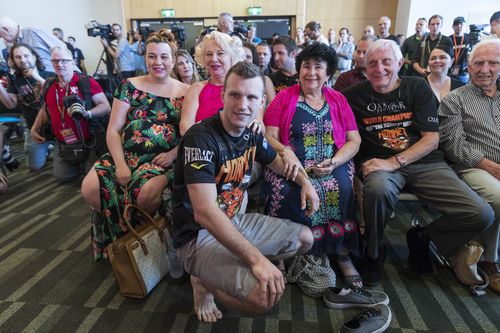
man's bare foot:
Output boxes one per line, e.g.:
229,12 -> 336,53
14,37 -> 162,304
191,275 -> 223,323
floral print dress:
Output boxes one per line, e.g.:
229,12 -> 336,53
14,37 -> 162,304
263,101 -> 359,257
91,80 -> 183,260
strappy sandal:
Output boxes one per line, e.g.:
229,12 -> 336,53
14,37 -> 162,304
337,254 -> 363,287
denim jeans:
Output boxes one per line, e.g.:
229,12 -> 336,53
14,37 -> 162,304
24,128 -> 52,171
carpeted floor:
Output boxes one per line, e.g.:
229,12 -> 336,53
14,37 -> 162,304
0,141 -> 498,332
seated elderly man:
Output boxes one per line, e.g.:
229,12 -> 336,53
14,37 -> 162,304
172,62 -> 318,322
439,39 -> 500,293
342,39 -> 494,287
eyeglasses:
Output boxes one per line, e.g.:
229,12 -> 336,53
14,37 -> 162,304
50,59 -> 73,65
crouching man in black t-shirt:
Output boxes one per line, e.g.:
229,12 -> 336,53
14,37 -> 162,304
172,62 -> 318,322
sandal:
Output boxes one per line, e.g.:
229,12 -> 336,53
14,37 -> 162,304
337,254 -> 363,288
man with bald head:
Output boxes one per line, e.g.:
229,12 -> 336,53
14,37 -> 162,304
0,16 -> 65,72
438,39 -> 500,293
377,16 -> 398,43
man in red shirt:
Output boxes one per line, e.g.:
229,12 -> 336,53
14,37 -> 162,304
31,46 -> 110,182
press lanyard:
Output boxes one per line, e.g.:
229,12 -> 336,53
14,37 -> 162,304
55,83 -> 70,126
452,34 -> 464,65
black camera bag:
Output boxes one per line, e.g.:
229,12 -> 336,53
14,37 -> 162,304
59,141 -> 89,165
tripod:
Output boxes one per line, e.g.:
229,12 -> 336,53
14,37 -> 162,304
93,45 -> 119,97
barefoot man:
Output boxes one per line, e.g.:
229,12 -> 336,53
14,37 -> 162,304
172,62 -> 318,322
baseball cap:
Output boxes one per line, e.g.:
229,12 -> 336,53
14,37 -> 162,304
490,11 -> 500,23
453,16 -> 466,25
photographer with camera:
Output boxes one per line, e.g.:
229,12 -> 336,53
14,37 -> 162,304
30,47 -> 110,182
100,23 -> 136,80
217,12 -> 247,41
0,43 -> 52,171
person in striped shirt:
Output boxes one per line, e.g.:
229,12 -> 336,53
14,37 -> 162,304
439,38 -> 500,294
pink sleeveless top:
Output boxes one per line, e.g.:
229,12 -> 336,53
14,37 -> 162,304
195,82 -> 224,122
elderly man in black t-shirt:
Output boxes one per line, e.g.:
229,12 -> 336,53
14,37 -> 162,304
172,62 -> 318,323
343,39 -> 494,287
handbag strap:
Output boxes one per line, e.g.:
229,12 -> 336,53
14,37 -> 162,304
122,204 -> 166,254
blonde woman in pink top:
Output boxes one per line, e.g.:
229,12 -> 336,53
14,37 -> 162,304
179,31 -> 246,135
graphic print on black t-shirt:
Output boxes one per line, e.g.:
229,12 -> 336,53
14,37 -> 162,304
183,142 -> 255,218
179,114 -> 276,218
269,71 -> 299,95
214,145 -> 256,217
343,77 -> 441,163
362,100 -> 413,151
7,71 -> 50,128
172,113 -> 277,247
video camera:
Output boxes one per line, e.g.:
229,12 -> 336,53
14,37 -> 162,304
170,23 -> 186,46
200,25 -> 217,38
86,20 -> 115,42
469,24 -> 489,45
233,23 -> 248,36
138,26 -> 155,39
231,22 -> 248,41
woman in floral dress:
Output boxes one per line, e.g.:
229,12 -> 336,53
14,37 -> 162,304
263,43 -> 362,287
81,30 -> 190,260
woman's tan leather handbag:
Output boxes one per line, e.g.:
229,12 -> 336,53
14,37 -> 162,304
108,204 -> 169,298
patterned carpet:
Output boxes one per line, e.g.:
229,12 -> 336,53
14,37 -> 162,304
0,141 -> 498,332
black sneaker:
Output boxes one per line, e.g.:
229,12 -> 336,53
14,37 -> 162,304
341,304 -> 392,333
323,286 -> 389,309
407,225 -> 433,273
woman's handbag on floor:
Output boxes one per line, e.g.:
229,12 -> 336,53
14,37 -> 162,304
286,253 -> 336,298
108,204 -> 170,299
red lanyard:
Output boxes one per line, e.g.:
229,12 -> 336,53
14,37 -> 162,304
55,83 -> 70,125
452,34 -> 464,65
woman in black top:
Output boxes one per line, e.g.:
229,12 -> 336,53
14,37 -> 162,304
426,45 -> 465,106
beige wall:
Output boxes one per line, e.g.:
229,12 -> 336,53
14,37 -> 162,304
397,0 -> 497,37
123,0 -> 398,43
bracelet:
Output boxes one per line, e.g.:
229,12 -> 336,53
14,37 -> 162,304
330,158 -> 337,167
87,111 -> 92,119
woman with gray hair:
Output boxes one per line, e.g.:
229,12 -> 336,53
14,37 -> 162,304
179,31 -> 245,135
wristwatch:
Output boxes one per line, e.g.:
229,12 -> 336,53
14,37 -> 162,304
395,153 -> 407,167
